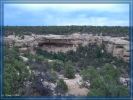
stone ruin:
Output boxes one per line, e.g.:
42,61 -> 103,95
4,33 -> 130,62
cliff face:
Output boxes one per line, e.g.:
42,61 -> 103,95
4,33 -> 129,62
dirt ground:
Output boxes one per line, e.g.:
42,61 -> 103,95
59,74 -> 89,96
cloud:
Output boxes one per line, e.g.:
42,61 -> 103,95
4,4 -> 129,26
6,4 -> 128,13
44,16 -> 129,26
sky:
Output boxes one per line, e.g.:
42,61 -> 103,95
4,4 -> 129,26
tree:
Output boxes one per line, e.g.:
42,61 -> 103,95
64,61 -> 75,79
4,46 -> 30,95
51,60 -> 64,72
5,26 -> 128,37
35,55 -> 44,62
55,79 -> 68,95
45,70 -> 58,83
86,64 -> 129,96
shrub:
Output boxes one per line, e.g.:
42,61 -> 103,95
51,61 -> 64,72
55,79 -> 68,95
64,61 -> 75,79
86,64 -> 129,96
45,70 -> 58,83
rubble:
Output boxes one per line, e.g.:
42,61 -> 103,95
120,77 -> 130,86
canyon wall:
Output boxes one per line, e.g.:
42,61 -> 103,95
4,33 -> 130,62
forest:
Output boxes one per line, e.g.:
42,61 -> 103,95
4,26 -> 129,37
